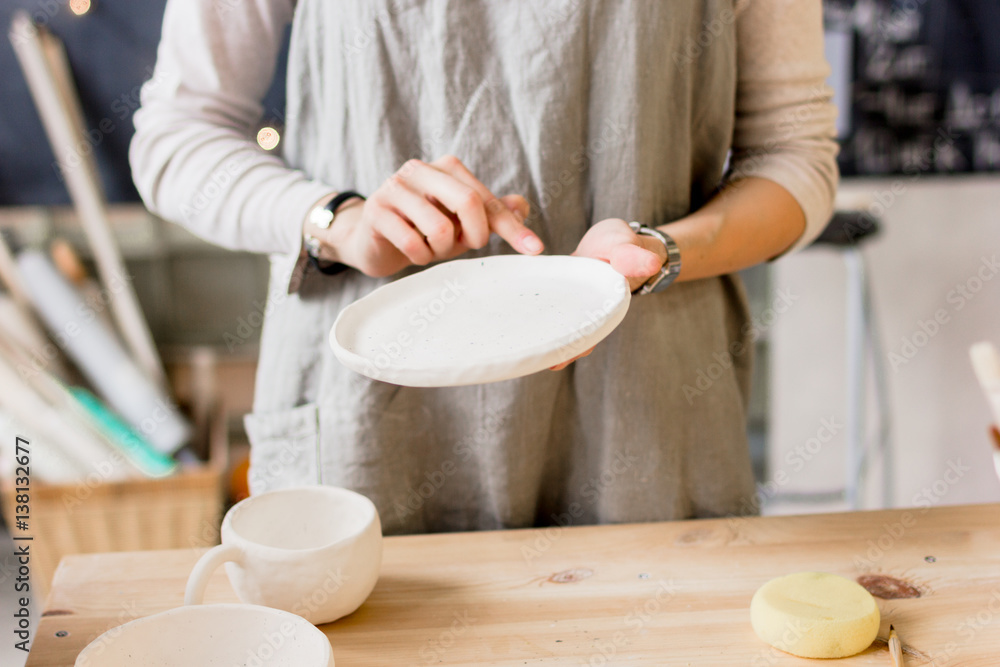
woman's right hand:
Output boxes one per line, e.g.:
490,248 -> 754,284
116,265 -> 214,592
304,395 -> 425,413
307,155 -> 543,278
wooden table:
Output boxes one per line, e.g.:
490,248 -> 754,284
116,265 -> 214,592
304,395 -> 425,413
27,504 -> 1000,666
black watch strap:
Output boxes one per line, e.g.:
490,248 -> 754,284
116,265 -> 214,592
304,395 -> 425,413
306,191 -> 366,275
307,253 -> 351,275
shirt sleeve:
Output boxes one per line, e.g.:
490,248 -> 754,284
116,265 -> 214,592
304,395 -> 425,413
728,0 -> 840,254
129,0 -> 335,258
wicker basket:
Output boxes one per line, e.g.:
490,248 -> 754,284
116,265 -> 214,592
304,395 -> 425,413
0,404 -> 227,598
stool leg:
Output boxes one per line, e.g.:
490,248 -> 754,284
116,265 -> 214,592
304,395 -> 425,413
845,248 -> 867,510
862,256 -> 894,508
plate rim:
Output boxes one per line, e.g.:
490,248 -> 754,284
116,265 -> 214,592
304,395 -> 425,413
330,254 -> 631,386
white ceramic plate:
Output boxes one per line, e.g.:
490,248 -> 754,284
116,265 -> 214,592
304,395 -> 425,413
330,254 -> 630,387
74,603 -> 334,666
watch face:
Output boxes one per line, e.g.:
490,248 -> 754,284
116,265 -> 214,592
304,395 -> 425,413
310,208 -> 335,229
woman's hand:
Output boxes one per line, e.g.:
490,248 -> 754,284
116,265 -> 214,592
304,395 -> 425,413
572,218 -> 668,291
306,155 -> 542,278
550,218 -> 667,370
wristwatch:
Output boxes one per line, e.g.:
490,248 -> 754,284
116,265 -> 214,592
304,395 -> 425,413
628,221 -> 681,295
303,191 -> 365,275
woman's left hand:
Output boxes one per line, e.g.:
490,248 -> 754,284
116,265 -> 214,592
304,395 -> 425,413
549,218 -> 668,370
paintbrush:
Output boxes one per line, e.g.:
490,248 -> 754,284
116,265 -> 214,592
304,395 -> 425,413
888,624 -> 903,666
993,426 -> 1000,483
969,342 -> 1000,483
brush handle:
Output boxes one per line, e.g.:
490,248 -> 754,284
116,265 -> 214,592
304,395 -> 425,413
969,342 -> 1000,426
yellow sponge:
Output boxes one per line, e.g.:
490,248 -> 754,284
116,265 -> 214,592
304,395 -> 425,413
750,572 -> 880,658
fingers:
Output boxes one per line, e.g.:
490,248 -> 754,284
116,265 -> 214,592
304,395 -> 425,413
432,156 -> 543,255
549,346 -> 595,371
407,158 -> 491,249
367,199 -> 435,266
372,156 -> 540,269
485,197 -> 544,255
384,178 -> 459,257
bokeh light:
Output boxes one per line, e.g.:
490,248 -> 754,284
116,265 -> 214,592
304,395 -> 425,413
69,0 -> 92,16
256,127 -> 280,151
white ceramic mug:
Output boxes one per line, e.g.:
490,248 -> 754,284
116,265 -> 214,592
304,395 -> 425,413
185,485 -> 382,625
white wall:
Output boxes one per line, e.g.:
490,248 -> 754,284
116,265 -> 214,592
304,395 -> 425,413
767,175 -> 1000,514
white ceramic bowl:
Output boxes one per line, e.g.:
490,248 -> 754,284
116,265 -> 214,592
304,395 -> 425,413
74,603 -> 334,666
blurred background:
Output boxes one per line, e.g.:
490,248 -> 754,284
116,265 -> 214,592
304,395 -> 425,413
1,1 -> 999,663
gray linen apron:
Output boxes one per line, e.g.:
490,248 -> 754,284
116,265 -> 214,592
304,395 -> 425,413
245,0 -> 756,535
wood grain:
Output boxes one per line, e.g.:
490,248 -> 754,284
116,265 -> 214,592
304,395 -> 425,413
27,504 -> 1000,666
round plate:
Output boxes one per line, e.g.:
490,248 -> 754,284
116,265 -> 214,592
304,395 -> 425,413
330,255 -> 631,387
74,603 -> 334,666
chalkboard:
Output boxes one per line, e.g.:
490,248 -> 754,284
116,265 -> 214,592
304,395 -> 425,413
5,1 -> 998,205
0,0 -> 289,206
826,0 -> 1000,176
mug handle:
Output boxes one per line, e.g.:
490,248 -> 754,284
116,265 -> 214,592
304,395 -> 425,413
184,544 -> 243,605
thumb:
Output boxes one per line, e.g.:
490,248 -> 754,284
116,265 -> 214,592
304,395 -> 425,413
610,242 -> 663,282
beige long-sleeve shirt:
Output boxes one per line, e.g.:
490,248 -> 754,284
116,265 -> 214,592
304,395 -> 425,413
134,0 -> 840,531
130,0 -> 838,266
